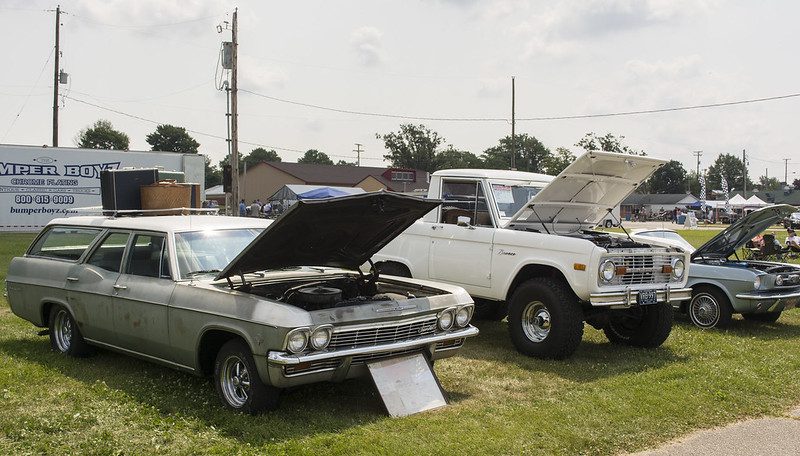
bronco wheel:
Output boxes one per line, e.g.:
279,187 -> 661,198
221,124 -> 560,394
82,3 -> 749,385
214,339 -> 281,414
742,311 -> 781,323
507,278 -> 584,359
603,302 -> 673,348
48,305 -> 92,357
688,286 -> 733,329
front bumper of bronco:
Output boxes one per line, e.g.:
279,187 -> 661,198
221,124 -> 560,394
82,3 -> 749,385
589,286 -> 692,308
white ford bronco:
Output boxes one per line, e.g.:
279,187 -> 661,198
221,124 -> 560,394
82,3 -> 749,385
374,151 -> 692,359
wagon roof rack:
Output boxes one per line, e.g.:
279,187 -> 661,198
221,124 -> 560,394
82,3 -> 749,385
72,206 -> 219,218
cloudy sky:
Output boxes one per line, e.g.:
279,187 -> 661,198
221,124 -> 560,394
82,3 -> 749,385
1,0 -> 798,185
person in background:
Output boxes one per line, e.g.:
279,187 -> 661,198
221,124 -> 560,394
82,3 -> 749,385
250,199 -> 262,217
238,199 -> 246,217
786,229 -> 800,253
263,201 -> 272,217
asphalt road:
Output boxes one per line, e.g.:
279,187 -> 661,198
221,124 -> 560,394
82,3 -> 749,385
629,406 -> 800,455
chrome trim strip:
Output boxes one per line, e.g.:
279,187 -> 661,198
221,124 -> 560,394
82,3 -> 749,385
735,290 -> 800,300
267,326 -> 479,366
83,338 -> 195,372
589,288 -> 692,307
330,313 -> 437,333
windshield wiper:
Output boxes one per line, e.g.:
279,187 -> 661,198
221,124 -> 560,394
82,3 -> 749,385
185,269 -> 221,277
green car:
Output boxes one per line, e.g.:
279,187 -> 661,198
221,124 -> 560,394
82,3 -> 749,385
6,193 -> 478,413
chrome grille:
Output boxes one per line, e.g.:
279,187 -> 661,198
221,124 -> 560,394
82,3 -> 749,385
284,359 -> 341,376
328,316 -> 438,351
607,253 -> 675,286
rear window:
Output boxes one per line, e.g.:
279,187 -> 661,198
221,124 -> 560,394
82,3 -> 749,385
29,226 -> 103,261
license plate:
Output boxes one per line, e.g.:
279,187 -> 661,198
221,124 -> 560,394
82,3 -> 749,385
367,353 -> 447,417
637,289 -> 658,305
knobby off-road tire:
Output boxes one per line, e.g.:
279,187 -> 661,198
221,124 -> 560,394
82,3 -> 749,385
473,298 -> 508,321
214,339 -> 281,414
507,278 -> 584,359
743,311 -> 782,323
603,302 -> 673,348
688,286 -> 733,329
48,305 -> 93,357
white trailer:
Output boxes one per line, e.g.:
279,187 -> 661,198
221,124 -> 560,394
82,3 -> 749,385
0,144 -> 205,231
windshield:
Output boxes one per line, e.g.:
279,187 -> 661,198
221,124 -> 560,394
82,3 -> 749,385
490,182 -> 544,219
637,231 -> 696,253
174,228 -> 264,279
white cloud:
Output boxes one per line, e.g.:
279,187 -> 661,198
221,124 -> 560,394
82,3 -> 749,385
350,26 -> 386,67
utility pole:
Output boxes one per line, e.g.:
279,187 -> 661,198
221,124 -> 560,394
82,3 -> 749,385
510,76 -> 516,170
52,5 -> 61,147
353,143 -> 363,167
230,8 -> 240,212
692,150 -> 702,176
742,149 -> 747,198
784,158 -> 790,185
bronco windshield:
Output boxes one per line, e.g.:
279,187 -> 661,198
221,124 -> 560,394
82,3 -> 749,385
489,182 -> 544,219
174,228 -> 264,280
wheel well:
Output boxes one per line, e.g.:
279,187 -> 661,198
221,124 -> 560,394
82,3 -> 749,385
41,302 -> 56,327
197,330 -> 247,377
506,264 -> 572,302
375,261 -> 412,277
686,283 -> 730,313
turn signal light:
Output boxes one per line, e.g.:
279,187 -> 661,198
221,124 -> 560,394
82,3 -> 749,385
574,263 -> 586,271
662,265 -> 673,274
615,266 -> 627,275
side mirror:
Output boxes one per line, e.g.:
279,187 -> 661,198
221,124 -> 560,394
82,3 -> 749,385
456,216 -> 472,227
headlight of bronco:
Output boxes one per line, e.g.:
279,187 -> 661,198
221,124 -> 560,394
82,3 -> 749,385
599,260 -> 616,283
671,258 -> 685,280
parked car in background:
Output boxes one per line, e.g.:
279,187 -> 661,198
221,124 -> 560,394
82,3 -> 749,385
6,193 -> 478,413
630,205 -> 800,328
783,211 -> 800,229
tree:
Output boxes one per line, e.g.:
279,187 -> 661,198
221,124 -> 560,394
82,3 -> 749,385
145,124 -> 199,153
203,155 -> 222,188
297,149 -> 333,165
377,124 -> 444,173
647,160 -> 688,194
480,134 -> 551,172
575,132 -> 645,156
793,178 -> 800,190
757,175 -> 782,191
76,119 -> 129,150
242,147 -> 281,170
542,147 -> 575,175
706,153 -> 753,194
435,145 -> 482,169
335,160 -> 356,166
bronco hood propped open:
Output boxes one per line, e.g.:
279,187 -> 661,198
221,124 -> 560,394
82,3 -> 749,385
691,204 -> 796,260
509,151 -> 665,230
216,192 -> 440,280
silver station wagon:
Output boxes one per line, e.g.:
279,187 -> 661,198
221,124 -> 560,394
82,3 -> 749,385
6,192 -> 478,413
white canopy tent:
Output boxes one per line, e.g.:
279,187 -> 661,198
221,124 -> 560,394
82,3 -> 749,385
728,194 -> 748,208
745,195 -> 768,207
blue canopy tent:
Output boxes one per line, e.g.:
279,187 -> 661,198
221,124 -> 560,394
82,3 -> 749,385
297,186 -> 354,200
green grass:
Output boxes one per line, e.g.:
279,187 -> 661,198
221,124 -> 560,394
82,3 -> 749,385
1,231 -> 800,455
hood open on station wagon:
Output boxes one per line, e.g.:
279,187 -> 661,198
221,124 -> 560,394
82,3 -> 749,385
692,204 -> 795,260
216,192 -> 440,280
509,151 -> 665,229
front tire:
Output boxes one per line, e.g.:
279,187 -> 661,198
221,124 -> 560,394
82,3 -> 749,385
507,278 -> 584,359
48,305 -> 93,357
603,302 -> 673,348
743,311 -> 781,323
688,286 -> 733,329
214,339 -> 281,414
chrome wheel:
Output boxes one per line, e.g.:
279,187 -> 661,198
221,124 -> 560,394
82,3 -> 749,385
52,309 -> 73,352
521,301 -> 551,342
220,355 -> 251,408
690,292 -> 719,328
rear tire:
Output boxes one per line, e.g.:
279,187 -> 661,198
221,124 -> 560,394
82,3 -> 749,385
603,302 -> 673,348
688,286 -> 733,329
507,278 -> 584,359
214,339 -> 281,414
742,311 -> 781,323
48,305 -> 93,357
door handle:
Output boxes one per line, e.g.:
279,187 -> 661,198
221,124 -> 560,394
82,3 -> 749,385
66,277 -> 79,282
113,284 -> 128,290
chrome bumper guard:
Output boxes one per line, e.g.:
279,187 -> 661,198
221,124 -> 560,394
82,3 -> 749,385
267,326 -> 479,366
736,290 -> 800,301
589,287 -> 692,307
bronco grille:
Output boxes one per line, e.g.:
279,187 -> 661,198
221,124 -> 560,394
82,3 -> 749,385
605,253 -> 676,286
328,316 -> 438,351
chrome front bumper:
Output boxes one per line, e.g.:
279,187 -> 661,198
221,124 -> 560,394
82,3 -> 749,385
589,287 -> 692,308
736,290 -> 800,301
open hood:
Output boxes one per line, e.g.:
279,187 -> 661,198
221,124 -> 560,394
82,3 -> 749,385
509,151 -> 665,229
691,204 -> 795,260
216,192 -> 440,280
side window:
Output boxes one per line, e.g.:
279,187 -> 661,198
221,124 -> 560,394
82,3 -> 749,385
86,232 -> 130,273
126,234 -> 170,279
439,180 -> 493,227
28,227 -> 102,261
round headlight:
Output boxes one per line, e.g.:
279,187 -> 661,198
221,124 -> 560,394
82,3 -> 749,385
310,326 -> 332,350
455,306 -> 472,328
599,260 -> 616,283
438,309 -> 455,331
776,275 -> 784,286
754,276 -> 762,290
286,329 -> 309,353
671,258 -> 686,280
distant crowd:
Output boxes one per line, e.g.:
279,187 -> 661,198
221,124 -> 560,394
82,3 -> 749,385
238,199 -> 284,218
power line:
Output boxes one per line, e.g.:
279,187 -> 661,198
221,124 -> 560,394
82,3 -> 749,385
2,47 -> 55,143
239,87 -> 800,122
67,13 -> 223,29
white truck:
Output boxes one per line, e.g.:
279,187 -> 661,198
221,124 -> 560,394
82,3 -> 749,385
373,151 -> 692,359
0,144 -> 205,231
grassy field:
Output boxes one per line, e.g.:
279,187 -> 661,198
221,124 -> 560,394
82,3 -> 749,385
1,230 -> 800,455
